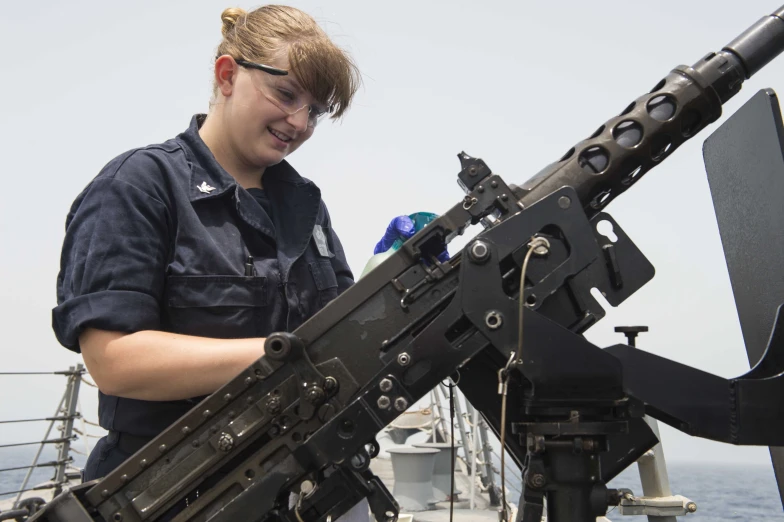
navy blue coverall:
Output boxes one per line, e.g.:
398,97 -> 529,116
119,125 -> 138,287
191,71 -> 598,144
53,115 -> 354,481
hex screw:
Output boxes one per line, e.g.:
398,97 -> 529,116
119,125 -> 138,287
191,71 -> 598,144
218,432 -> 234,452
266,397 -> 282,415
379,378 -> 393,392
394,397 -> 409,411
377,396 -> 391,410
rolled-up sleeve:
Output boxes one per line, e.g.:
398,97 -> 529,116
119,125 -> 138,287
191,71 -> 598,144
53,159 -> 171,352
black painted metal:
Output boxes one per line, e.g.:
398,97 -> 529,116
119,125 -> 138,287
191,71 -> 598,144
703,88 -> 784,507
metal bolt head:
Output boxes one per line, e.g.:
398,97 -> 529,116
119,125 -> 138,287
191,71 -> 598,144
202,409 -> 211,418
485,311 -> 503,330
306,387 -> 325,405
491,180 -> 499,188
397,353 -> 411,366
139,459 -> 148,469
101,489 -> 109,498
266,397 -> 282,415
244,377 -> 254,387
529,473 -> 546,488
300,480 -> 315,496
324,376 -> 337,391
158,444 -> 167,453
181,426 -> 191,435
469,241 -> 490,264
218,432 -> 234,452
468,166 -> 477,176
558,195 -> 572,209
687,502 -> 697,513
317,403 -> 337,423
379,378 -> 393,392
223,393 -> 233,402
394,397 -> 409,411
377,396 -> 391,410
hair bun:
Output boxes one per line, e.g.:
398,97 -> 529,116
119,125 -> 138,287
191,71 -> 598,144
221,7 -> 247,36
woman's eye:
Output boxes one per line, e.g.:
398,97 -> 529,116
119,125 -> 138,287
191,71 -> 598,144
277,89 -> 295,101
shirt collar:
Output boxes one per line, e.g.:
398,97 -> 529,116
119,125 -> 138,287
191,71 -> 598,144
177,114 -> 311,203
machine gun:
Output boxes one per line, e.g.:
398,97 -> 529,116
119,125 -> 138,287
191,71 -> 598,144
31,5 -> 784,522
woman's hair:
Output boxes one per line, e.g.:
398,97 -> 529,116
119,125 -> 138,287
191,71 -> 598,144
215,5 -> 360,119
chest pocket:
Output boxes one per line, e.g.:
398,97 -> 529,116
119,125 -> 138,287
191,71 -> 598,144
164,275 -> 268,338
309,260 -> 338,308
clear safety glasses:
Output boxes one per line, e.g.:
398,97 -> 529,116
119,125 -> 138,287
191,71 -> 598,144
236,59 -> 333,128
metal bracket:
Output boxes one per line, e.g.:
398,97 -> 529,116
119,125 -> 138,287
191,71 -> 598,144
265,332 -> 335,421
618,494 -> 698,517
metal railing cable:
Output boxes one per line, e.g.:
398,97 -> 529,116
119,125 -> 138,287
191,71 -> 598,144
0,416 -> 72,425
0,459 -> 71,475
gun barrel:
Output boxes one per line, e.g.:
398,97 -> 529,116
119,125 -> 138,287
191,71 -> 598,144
517,5 -> 784,218
723,7 -> 784,79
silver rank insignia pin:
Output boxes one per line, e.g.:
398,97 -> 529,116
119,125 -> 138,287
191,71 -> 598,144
197,181 -> 216,194
313,225 -> 333,257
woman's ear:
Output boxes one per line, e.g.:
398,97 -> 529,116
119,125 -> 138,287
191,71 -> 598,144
214,55 -> 238,98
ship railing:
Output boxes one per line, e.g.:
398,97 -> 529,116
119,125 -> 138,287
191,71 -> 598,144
0,364 -> 105,520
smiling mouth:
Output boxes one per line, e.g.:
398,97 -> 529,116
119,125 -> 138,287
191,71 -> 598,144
268,127 -> 292,143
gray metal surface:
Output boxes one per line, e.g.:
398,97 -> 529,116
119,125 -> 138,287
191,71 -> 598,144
413,443 -> 461,500
703,88 -> 784,507
387,448 -> 440,512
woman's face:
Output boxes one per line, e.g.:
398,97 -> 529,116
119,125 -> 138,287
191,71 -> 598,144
218,54 -> 320,169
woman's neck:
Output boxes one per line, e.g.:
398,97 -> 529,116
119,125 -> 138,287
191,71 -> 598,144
198,112 -> 264,189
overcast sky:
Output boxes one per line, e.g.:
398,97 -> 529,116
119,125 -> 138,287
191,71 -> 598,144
2,0 -> 783,497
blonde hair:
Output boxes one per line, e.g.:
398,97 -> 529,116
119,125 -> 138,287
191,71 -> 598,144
216,5 -> 360,119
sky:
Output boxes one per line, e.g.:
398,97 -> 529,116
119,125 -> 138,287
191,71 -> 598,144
1,0 -> 783,495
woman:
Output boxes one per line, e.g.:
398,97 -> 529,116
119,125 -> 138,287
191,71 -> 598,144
52,5 -> 414,517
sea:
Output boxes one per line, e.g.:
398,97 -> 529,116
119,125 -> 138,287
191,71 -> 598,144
1,446 -> 782,520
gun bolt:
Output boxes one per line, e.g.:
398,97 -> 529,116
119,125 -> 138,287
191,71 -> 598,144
394,397 -> 409,411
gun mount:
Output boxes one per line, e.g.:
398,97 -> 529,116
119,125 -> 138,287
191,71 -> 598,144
30,6 -> 784,522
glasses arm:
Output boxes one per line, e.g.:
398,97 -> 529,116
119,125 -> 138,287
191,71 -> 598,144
235,59 -> 289,76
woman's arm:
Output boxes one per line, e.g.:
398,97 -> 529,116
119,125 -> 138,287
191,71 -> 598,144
80,328 -> 265,401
